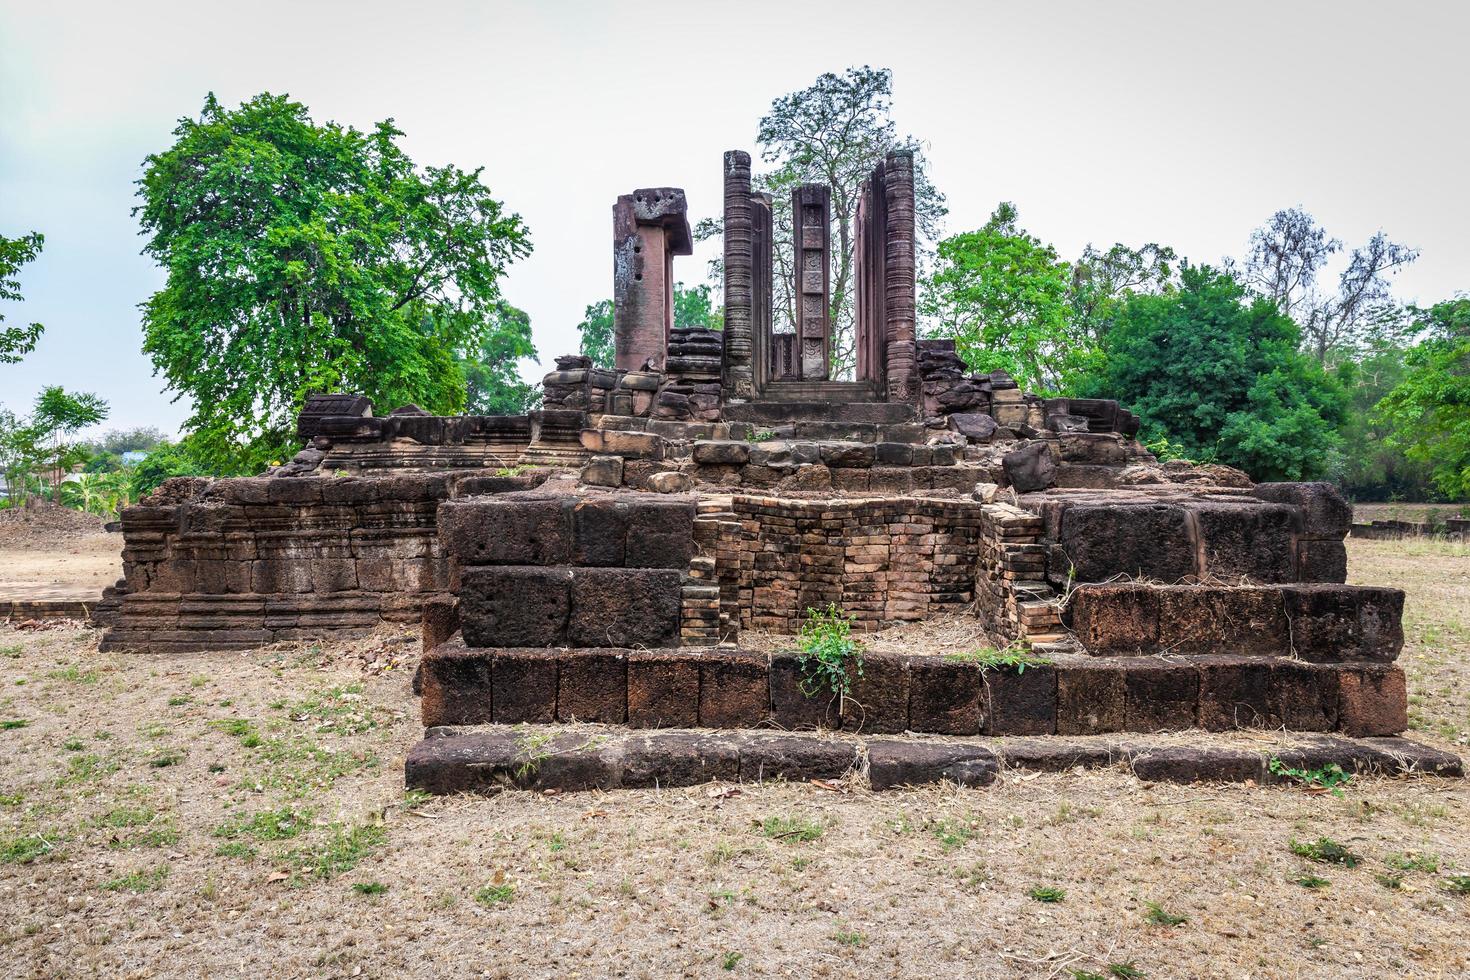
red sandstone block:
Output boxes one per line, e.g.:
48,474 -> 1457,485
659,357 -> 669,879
419,637 -> 492,727
438,498 -> 572,565
1295,538 -> 1348,584
1122,659 -> 1199,732
1195,656 -> 1271,731
490,649 -> 559,723
698,651 -> 770,728
625,498 -> 697,569
460,566 -> 572,647
769,653 -> 840,730
1193,502 -> 1298,583
908,658 -> 984,735
983,663 -> 1056,735
1337,664 -> 1407,736
557,649 -> 628,724
1268,660 -> 1338,731
840,652 -> 909,734
627,651 -> 701,728
569,568 -> 681,648
571,498 -> 628,566
1056,659 -> 1126,735
1282,585 -> 1403,663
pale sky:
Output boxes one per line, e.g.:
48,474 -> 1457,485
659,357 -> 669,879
2,0 -> 1466,436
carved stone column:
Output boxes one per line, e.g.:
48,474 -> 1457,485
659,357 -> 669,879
612,188 -> 693,373
883,151 -> 919,403
722,151 -> 755,400
750,191 -> 773,391
793,183 -> 831,380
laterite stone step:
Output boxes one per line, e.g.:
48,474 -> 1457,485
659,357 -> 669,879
404,725 -> 1461,796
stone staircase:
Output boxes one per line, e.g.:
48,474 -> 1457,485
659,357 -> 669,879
724,381 -> 917,426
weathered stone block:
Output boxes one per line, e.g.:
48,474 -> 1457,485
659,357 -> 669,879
490,649 -> 559,723
693,440 -> 751,466
459,566 -> 572,647
908,659 -> 983,735
1056,660 -> 1126,735
1282,585 -> 1403,662
1068,586 -> 1160,654
1252,482 -> 1352,538
557,649 -> 627,723
621,732 -> 740,787
1296,538 -> 1348,584
627,650 -> 701,728
1194,502 -> 1298,583
698,651 -> 770,728
580,429 -> 666,459
1337,664 -> 1407,736
581,455 -> 624,488
438,498 -> 571,565
983,664 -> 1057,735
1122,660 -> 1199,731
419,638 -> 492,727
1268,660 -> 1338,731
840,653 -> 909,734
738,734 -> 861,783
624,497 -> 696,569
1059,504 -> 1195,584
1195,656 -> 1271,730
866,741 -> 998,790
1002,441 -> 1055,492
569,568 -> 681,648
769,653 -> 839,730
571,498 -> 628,566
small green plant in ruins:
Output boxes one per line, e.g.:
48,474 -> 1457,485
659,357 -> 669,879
796,604 -> 863,708
1268,757 -> 1352,797
944,643 -> 1051,674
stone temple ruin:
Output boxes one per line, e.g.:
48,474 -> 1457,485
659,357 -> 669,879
94,149 -> 1459,791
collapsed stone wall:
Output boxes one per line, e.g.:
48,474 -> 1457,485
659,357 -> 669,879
96,470 -> 546,652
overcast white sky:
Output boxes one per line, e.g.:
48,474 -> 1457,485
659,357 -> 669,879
2,0 -> 1466,436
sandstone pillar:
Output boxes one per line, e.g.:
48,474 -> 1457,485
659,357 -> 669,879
750,191 -> 773,390
883,151 -> 919,403
613,188 -> 692,373
722,151 -> 755,399
793,183 -> 831,380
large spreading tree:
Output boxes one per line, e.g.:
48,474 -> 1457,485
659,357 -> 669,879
1077,265 -> 1346,481
1,231 -> 45,364
135,92 -> 532,470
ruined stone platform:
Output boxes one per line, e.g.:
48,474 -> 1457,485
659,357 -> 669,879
419,638 -> 1409,738
404,725 -> 1461,795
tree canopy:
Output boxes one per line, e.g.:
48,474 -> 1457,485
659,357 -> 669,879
920,203 -> 1086,393
0,231 -> 45,364
460,301 -> 540,415
1076,265 -> 1346,481
1375,299 -> 1470,499
134,92 -> 532,471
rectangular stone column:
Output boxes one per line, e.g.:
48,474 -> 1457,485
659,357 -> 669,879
613,188 -> 692,373
750,192 -> 773,391
722,151 -> 755,399
854,170 -> 888,388
793,183 -> 831,381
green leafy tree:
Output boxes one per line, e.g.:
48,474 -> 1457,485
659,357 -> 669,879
576,299 -> 615,369
574,285 -> 721,371
1375,299 -> 1470,499
127,437 -> 222,500
920,203 -> 1087,393
0,231 -> 45,364
673,282 -> 722,331
1077,265 -> 1345,481
1329,321 -> 1435,500
0,387 -> 108,504
460,301 -> 540,414
1070,241 -> 1176,344
134,92 -> 532,471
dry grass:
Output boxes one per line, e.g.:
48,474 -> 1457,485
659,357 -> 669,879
0,540 -> 1467,978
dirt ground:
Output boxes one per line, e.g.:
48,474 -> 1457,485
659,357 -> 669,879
1,541 -> 1468,979
0,507 -> 121,602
